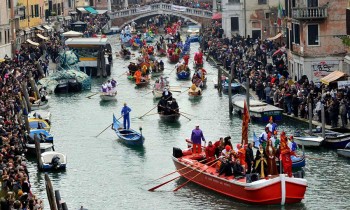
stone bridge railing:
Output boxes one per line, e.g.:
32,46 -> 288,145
109,3 -> 213,20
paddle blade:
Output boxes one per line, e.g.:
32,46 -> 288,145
148,176 -> 180,191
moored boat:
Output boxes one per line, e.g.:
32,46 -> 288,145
31,99 -> 49,110
172,149 -> 307,205
310,128 -> 350,149
28,118 -> 51,131
232,94 -> 283,122
112,114 -> 144,146
25,143 -> 54,156
293,130 -> 324,147
223,82 -> 241,93
40,151 -> 67,171
29,130 -> 54,143
337,143 -> 350,158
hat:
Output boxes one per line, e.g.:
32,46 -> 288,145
237,144 -> 242,149
195,124 -> 199,127
290,135 -> 293,140
225,145 -> 231,151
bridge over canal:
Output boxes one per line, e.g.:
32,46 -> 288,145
109,3 -> 213,28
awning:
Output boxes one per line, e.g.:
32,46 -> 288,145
84,6 -> 98,14
36,34 -> 49,40
62,30 -> 83,37
69,11 -> 78,15
267,32 -> 283,41
26,39 -> 40,46
36,26 -> 45,31
24,27 -> 31,32
96,10 -> 108,14
76,7 -> 88,13
43,25 -> 53,30
320,70 -> 347,85
64,16 -> 72,21
212,13 -> 222,20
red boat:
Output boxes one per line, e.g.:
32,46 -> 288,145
172,151 -> 307,205
167,53 -> 180,63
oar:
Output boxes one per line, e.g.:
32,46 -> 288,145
172,159 -> 218,192
158,105 -> 191,121
95,115 -> 124,137
145,159 -> 207,186
142,90 -> 153,97
118,71 -> 128,78
167,67 -> 176,75
177,88 -> 190,96
148,158 -> 218,191
178,111 -> 195,117
95,123 -> 113,138
86,92 -> 99,99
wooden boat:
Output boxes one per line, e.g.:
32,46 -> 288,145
100,91 -> 117,101
120,51 -> 131,60
188,86 -> 202,98
172,147 -> 307,205
31,99 -> 49,110
112,114 -> 144,146
232,94 -> 283,122
40,151 -> 67,171
152,89 -> 163,99
293,131 -> 324,147
25,143 -> 54,156
29,118 -> 51,131
223,82 -> 241,93
337,143 -> 350,158
310,128 -> 350,149
159,113 -> 180,122
176,67 -> 191,80
55,79 -> 82,93
29,130 -> 54,143
167,53 -> 180,63
135,78 -> 150,87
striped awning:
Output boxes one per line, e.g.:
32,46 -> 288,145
26,39 -> 40,46
320,71 -> 346,85
267,32 -> 283,41
36,34 -> 49,40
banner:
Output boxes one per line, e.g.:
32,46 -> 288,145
171,5 -> 187,12
338,80 -> 350,89
136,6 -> 151,12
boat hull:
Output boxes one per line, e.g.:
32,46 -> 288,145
312,130 -> 350,149
177,71 -> 190,80
294,136 -> 324,147
159,114 -> 180,122
112,115 -> 145,146
172,157 -> 307,205
31,101 -> 49,111
337,149 -> 350,158
100,93 -> 117,101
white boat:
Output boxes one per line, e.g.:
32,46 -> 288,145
293,131 -> 324,147
31,100 -> 49,110
100,91 -> 117,101
337,142 -> 350,158
40,151 -> 67,171
28,110 -> 51,124
232,94 -> 283,122
25,143 -> 54,156
188,86 -> 202,98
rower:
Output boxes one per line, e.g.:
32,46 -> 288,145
111,78 -> 118,88
101,83 -> 108,92
162,87 -> 172,101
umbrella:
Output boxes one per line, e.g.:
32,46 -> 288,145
212,13 -> 222,20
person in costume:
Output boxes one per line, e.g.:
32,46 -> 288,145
254,144 -> 268,178
134,69 -> 142,84
205,141 -> 216,163
280,131 -> 294,177
259,127 -> 269,149
266,116 -> 278,133
265,140 -> 278,175
237,144 -> 247,172
191,125 -> 206,155
245,143 -> 254,174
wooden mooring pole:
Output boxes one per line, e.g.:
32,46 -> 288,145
321,103 -> 325,139
45,174 -> 58,210
308,102 -> 313,134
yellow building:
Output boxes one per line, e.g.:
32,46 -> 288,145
17,0 -> 45,29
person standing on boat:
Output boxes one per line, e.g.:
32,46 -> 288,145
245,143 -> 254,174
121,103 -> 132,129
191,125 -> 206,155
280,131 -> 294,177
266,117 -> 277,134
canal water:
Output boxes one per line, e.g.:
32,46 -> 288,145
26,33 -> 350,209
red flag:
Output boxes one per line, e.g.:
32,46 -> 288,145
241,100 -> 250,145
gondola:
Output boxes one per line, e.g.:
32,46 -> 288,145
135,78 -> 150,87
120,50 -> 131,60
167,53 -> 180,63
176,67 -> 191,80
100,90 -> 117,101
112,114 -> 144,146
159,113 -> 180,122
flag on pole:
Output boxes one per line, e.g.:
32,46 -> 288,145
277,1 -> 283,26
241,100 -> 250,145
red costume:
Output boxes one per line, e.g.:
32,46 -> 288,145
183,54 -> 190,65
280,132 -> 294,177
205,144 -> 216,163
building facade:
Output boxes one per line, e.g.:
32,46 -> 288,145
0,0 -> 12,58
221,0 -> 283,40
286,0 -> 348,82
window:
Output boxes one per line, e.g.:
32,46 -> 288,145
35,5 -> 39,17
4,30 -> 6,44
258,0 -> 267,4
308,24 -> 319,45
252,30 -> 261,40
307,0 -> 318,7
31,5 -> 34,18
0,31 -> 2,44
347,9 -> 350,35
231,17 -> 239,31
7,29 -> 10,44
265,12 -> 270,19
228,0 -> 240,4
68,0 -> 72,8
293,23 -> 300,44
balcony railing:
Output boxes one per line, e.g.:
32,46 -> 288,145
292,6 -> 327,20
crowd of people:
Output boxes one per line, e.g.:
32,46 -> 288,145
201,22 -> 350,129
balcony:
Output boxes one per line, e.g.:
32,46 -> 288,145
292,7 -> 327,20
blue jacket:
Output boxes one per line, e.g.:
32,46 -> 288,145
121,106 -> 131,117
